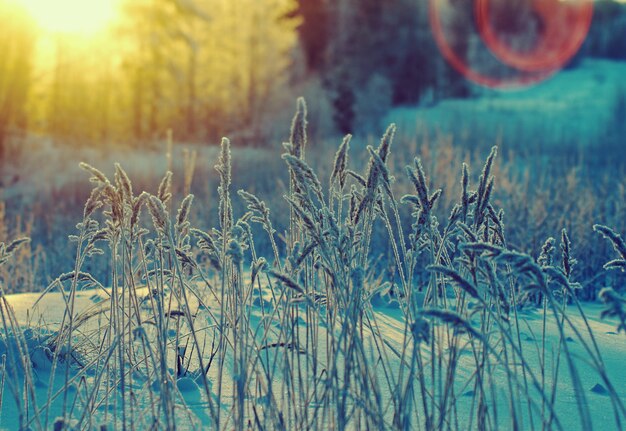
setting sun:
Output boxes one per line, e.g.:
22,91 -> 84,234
16,0 -> 119,34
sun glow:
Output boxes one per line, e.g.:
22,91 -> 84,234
16,0 -> 120,35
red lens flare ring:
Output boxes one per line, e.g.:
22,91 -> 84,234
429,0 -> 594,89
476,0 -> 594,72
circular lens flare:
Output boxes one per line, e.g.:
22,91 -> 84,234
429,0 -> 594,89
476,0 -> 593,72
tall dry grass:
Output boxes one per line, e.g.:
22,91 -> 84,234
2,122 -> 624,298
0,99 -> 624,430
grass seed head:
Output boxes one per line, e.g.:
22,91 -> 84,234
157,171 -> 173,205
290,97 -> 308,160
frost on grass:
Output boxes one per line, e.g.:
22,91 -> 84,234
1,99 -> 626,430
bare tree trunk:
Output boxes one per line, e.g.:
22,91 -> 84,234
186,39 -> 198,139
132,65 -> 145,142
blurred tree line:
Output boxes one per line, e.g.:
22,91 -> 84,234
0,2 -> 36,159
1,0 -> 626,154
0,0 -> 298,153
292,0 -> 626,134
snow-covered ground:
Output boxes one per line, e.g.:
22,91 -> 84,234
1,288 -> 624,430
386,59 -> 626,152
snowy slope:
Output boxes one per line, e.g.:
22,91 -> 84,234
1,289 -> 624,430
387,60 -> 626,152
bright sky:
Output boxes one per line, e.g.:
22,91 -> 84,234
16,0 -> 120,35
13,0 -> 626,35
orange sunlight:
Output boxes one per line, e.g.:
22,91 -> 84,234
15,0 -> 120,35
